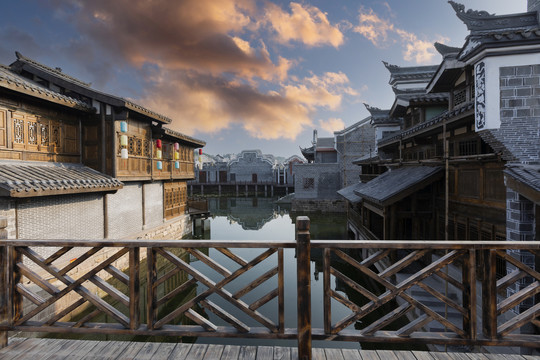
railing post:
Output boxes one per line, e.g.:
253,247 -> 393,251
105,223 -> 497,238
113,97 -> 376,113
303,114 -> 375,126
482,249 -> 497,340
296,216 -> 312,360
0,217 -> 8,348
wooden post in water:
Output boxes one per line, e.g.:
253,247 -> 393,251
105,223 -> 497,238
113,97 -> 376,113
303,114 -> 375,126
0,217 -> 8,348
296,216 -> 312,360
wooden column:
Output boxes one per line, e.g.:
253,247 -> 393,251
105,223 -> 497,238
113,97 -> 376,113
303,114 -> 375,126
0,217 -> 8,348
482,250 -> 497,339
296,216 -> 312,360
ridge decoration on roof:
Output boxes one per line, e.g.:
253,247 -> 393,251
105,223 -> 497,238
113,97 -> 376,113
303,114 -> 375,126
449,1 -> 539,34
0,65 -> 93,111
434,42 -> 461,57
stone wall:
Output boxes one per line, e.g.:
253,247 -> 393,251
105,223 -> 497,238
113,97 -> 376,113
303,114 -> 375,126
137,214 -> 192,240
478,64 -> 540,163
294,163 -> 341,200
291,199 -> 345,213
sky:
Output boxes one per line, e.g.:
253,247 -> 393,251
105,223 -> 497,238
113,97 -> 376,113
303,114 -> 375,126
0,1 -> 525,158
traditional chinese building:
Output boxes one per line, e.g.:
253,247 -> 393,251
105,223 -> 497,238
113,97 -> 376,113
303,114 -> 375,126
0,52 -> 205,241
341,1 -> 539,243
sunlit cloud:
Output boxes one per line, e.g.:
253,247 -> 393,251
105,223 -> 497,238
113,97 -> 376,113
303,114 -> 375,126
284,72 -> 358,111
60,0 -> 289,81
353,5 -> 445,64
319,118 -> 345,135
262,2 -> 344,48
138,69 -> 313,140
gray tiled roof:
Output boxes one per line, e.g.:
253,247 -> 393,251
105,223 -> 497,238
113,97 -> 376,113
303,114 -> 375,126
337,182 -> 364,203
12,52 -> 172,124
163,127 -> 206,147
0,65 -> 93,111
354,166 -> 442,206
504,164 -> 540,193
0,160 -> 123,198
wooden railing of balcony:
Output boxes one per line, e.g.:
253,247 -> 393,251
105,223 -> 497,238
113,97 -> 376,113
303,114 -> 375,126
0,217 -> 539,360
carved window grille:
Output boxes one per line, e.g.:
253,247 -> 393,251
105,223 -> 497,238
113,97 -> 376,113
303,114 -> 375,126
136,138 -> 142,156
28,122 -> 37,145
143,140 -> 150,157
14,119 -> 24,143
454,88 -> 467,107
40,124 -> 49,146
128,137 -> 136,155
303,178 -> 315,189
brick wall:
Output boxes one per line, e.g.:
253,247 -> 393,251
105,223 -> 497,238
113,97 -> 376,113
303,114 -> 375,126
478,65 -> 540,163
18,194 -> 104,239
143,182 -> 163,229
106,182 -> 144,239
506,188 -> 536,241
0,199 -> 17,239
336,123 -> 376,187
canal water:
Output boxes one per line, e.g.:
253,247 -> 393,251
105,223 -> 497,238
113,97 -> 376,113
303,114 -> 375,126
38,196 -> 420,350
190,197 -> 354,349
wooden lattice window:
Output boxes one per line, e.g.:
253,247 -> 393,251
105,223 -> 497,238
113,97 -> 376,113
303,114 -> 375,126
28,122 -> 37,145
454,88 -> 467,107
40,124 -> 49,146
458,169 -> 479,198
14,119 -> 24,144
484,169 -> 505,201
164,181 -> 188,219
458,140 -> 478,156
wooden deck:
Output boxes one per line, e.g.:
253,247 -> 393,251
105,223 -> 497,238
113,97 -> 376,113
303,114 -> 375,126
1,338 -> 539,360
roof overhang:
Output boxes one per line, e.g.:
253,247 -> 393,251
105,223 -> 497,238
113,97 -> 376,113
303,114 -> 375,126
504,164 -> 540,204
337,182 -> 364,204
0,160 -> 123,198
354,166 -> 443,207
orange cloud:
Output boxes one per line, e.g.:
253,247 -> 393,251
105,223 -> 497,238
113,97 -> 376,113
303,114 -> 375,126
354,6 -> 445,64
319,118 -> 345,135
263,2 -> 344,48
284,72 -> 358,111
68,0 -> 288,81
138,69 -> 313,140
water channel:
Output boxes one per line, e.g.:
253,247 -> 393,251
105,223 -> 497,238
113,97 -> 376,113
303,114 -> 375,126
38,196 -> 421,351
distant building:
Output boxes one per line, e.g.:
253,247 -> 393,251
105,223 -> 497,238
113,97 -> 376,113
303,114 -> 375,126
0,52 -> 205,241
192,150 -> 304,192
294,118 -> 375,212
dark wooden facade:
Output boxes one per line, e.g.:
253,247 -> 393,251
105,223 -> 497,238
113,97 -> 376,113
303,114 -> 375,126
356,65 -> 506,240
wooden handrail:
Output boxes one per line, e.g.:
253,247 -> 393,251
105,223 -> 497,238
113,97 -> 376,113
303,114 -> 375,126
0,216 -> 539,352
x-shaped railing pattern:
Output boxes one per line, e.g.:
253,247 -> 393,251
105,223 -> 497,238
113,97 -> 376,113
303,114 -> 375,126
323,248 -> 472,338
13,246 -> 137,329
1,238 -> 538,351
147,247 -> 284,334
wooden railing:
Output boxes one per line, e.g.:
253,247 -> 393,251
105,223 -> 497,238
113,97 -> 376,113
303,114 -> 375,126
0,217 -> 539,360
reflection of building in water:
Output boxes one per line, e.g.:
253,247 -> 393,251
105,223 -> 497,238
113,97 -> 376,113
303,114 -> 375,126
207,197 -> 288,230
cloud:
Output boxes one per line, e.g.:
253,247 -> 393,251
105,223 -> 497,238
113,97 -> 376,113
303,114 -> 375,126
58,0 -> 289,81
319,118 -> 345,135
353,6 -> 445,64
262,2 -> 344,48
284,72 -> 358,111
138,69 -> 313,140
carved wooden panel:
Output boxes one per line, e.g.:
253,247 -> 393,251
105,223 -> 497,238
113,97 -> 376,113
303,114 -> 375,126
0,109 -> 6,148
